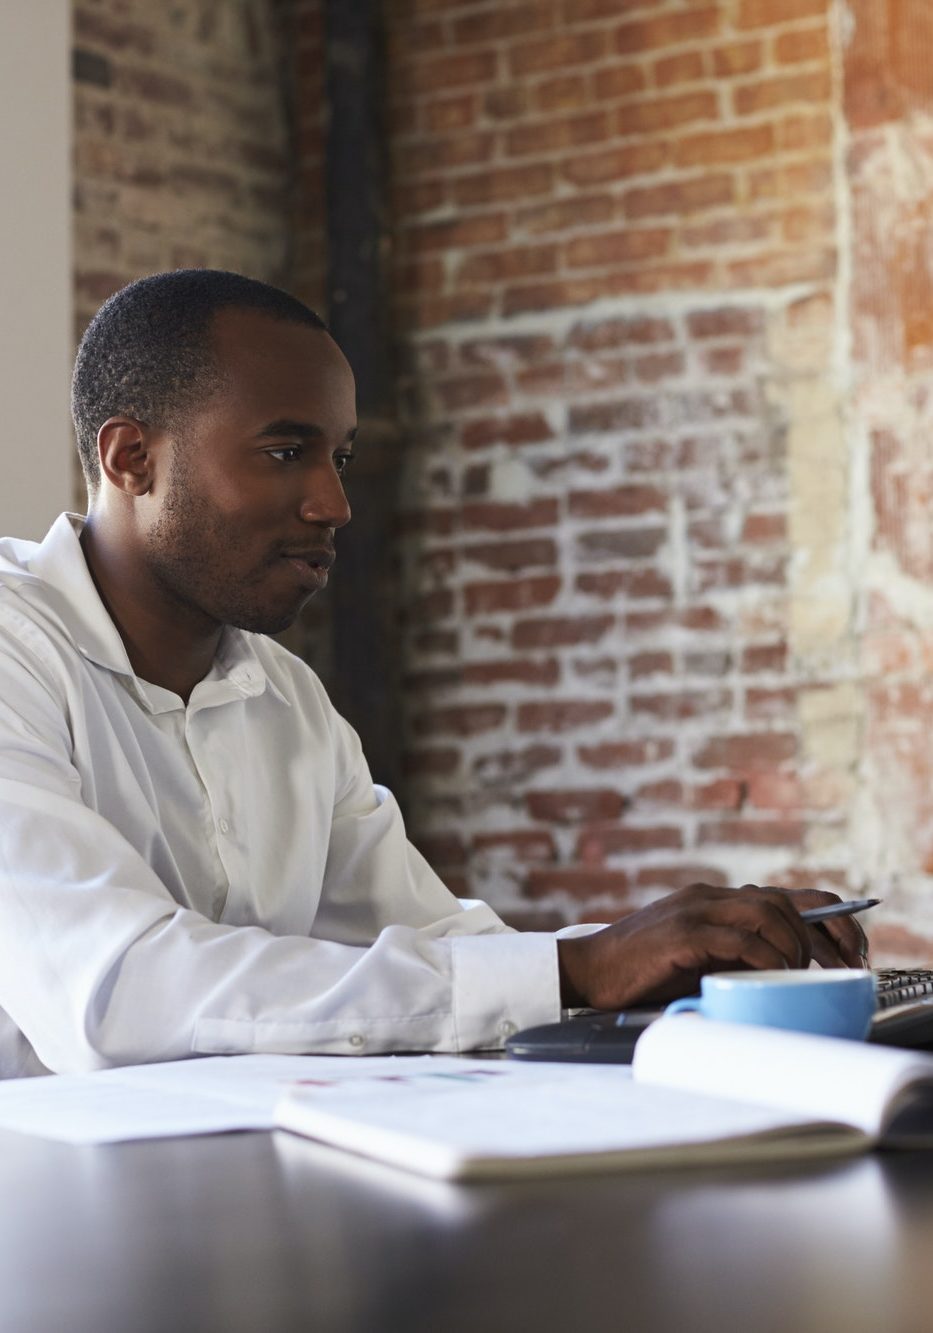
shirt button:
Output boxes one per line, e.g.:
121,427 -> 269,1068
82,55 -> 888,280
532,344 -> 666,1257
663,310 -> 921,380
348,1033 -> 365,1050
218,818 -> 230,835
498,1020 -> 518,1038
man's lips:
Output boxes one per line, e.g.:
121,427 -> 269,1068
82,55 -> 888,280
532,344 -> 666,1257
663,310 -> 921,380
279,547 -> 335,590
280,547 -> 335,570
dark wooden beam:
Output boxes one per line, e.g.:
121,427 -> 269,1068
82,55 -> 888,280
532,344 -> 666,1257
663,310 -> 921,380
324,0 -> 390,416
323,0 -> 404,794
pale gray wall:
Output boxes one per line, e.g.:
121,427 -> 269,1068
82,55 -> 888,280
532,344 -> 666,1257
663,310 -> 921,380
0,0 -> 72,538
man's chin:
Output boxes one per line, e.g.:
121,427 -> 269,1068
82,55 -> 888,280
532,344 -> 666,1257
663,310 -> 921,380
227,594 -> 316,637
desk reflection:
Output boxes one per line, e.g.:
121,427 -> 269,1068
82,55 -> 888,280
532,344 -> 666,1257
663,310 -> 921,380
0,1128 -> 929,1333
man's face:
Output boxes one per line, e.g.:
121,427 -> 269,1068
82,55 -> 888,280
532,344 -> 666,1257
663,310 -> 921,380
142,308 -> 357,636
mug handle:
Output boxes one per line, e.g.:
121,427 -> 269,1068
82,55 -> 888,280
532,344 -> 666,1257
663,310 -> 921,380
665,997 -> 702,1016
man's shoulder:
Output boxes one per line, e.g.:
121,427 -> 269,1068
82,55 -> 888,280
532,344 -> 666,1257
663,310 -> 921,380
0,534 -> 46,613
0,524 -> 96,687
0,555 -> 63,639
0,532 -> 43,573
0,578 -> 73,670
0,580 -> 76,709
0,516 -> 89,652
0,514 -> 79,587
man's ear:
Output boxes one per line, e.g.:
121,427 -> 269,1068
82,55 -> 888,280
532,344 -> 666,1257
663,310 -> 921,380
97,417 -> 160,496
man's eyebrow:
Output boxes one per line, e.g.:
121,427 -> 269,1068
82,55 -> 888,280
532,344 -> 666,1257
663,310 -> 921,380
256,420 -> 358,443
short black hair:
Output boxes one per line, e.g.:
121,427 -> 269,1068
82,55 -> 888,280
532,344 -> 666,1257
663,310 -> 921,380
71,269 -> 328,494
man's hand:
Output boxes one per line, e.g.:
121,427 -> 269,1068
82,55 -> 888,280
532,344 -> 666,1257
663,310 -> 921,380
556,883 -> 870,1010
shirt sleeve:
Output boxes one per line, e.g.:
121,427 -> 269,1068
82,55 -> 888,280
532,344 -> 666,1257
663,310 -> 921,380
0,621 -> 563,1073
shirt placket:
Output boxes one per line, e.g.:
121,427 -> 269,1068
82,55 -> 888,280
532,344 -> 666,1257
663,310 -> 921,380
184,706 -> 249,924
156,708 -> 227,921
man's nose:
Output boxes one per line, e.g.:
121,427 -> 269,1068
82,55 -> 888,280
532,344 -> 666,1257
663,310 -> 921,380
299,467 -> 351,529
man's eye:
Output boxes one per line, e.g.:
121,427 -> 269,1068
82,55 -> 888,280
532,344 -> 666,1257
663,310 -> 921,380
334,452 -> 354,477
267,445 -> 302,463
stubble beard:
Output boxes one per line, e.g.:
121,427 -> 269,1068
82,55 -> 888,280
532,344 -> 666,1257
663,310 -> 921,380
145,453 -> 302,637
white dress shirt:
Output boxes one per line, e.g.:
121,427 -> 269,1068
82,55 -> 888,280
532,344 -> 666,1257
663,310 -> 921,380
0,514 -> 563,1075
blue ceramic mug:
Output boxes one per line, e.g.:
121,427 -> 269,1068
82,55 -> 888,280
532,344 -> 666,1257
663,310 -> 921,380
665,968 -> 876,1040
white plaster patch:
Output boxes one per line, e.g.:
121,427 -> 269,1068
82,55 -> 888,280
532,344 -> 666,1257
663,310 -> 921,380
486,452 -> 537,502
864,549 -> 933,627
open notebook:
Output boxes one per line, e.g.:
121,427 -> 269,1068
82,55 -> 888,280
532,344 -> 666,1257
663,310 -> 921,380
275,1016 -> 933,1180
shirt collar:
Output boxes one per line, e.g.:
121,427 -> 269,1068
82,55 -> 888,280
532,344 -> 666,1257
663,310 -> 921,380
3,513 -> 288,711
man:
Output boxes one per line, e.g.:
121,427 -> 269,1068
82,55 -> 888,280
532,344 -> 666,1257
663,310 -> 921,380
0,270 -> 865,1076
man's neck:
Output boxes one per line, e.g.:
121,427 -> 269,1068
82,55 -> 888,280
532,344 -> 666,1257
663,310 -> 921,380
80,517 -> 222,703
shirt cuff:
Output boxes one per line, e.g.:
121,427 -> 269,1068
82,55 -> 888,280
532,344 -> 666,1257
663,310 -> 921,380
449,931 -> 562,1051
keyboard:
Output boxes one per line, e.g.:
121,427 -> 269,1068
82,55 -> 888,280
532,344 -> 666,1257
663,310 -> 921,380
875,968 -> 933,1006
871,968 -> 933,1047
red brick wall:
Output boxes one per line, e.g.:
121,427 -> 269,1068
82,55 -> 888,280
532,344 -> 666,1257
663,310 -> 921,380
847,0 -> 933,961
386,0 -> 859,933
73,0 -> 298,342
386,0 -> 835,327
395,296 -> 846,927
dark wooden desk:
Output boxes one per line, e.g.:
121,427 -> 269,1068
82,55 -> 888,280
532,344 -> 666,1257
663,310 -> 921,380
0,1126 -> 930,1332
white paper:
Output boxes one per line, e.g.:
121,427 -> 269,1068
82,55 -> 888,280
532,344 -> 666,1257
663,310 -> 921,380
0,1053 -> 445,1143
0,1050 -> 838,1156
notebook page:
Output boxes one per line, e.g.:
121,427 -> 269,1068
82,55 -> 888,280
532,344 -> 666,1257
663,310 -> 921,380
633,1015 -> 933,1137
274,1058 -> 862,1178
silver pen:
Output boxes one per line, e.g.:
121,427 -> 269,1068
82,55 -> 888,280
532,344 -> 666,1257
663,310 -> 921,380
799,897 -> 880,923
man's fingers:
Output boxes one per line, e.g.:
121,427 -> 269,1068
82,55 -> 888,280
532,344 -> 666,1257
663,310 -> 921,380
698,925 -> 791,974
807,922 -> 848,968
818,916 -> 869,967
777,887 -> 870,967
753,885 -> 816,962
807,919 -> 869,969
710,889 -> 811,969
